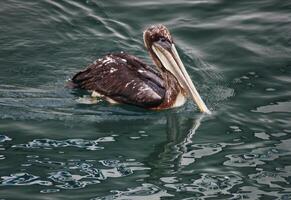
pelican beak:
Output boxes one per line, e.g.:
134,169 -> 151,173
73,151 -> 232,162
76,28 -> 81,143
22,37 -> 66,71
152,41 -> 211,114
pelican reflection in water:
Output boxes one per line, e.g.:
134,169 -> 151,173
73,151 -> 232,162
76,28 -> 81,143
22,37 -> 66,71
70,25 -> 210,113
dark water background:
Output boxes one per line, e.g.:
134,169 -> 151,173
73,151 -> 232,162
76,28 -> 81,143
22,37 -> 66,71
1,0 -> 291,199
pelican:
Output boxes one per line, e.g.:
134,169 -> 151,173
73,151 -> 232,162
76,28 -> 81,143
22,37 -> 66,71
70,25 -> 210,113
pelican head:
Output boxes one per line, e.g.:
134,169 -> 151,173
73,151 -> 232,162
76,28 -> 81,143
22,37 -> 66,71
143,24 -> 211,114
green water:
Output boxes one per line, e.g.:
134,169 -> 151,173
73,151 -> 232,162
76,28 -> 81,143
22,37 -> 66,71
1,0 -> 291,199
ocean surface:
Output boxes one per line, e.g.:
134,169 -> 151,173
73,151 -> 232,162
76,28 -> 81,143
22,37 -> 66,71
0,0 -> 291,199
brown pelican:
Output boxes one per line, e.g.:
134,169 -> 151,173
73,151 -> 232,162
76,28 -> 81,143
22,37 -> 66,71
70,25 -> 211,113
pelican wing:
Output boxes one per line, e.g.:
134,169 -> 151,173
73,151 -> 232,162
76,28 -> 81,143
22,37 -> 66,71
71,53 -> 166,108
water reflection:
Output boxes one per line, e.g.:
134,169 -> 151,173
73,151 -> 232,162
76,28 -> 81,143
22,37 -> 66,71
1,94 -> 291,199
146,113 -> 227,172
138,113 -> 245,199
1,113 -> 221,198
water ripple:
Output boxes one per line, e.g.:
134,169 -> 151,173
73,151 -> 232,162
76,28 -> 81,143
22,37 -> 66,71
179,142 -> 241,166
249,170 -> 289,189
1,0 -> 291,198
0,134 -> 11,159
1,156 -> 149,191
164,173 -> 243,198
92,183 -> 173,200
254,101 -> 291,113
12,136 -> 115,150
0,134 -> 11,143
1,173 -> 51,186
48,170 -> 100,189
224,139 -> 291,168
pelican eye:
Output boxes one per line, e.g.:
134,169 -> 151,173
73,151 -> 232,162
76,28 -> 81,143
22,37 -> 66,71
159,37 -> 167,42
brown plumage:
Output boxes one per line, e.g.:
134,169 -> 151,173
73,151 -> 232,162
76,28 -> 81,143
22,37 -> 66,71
71,52 -> 183,109
69,24 -> 210,113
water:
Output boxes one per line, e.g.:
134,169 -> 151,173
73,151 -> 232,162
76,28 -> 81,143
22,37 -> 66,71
0,0 -> 291,199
